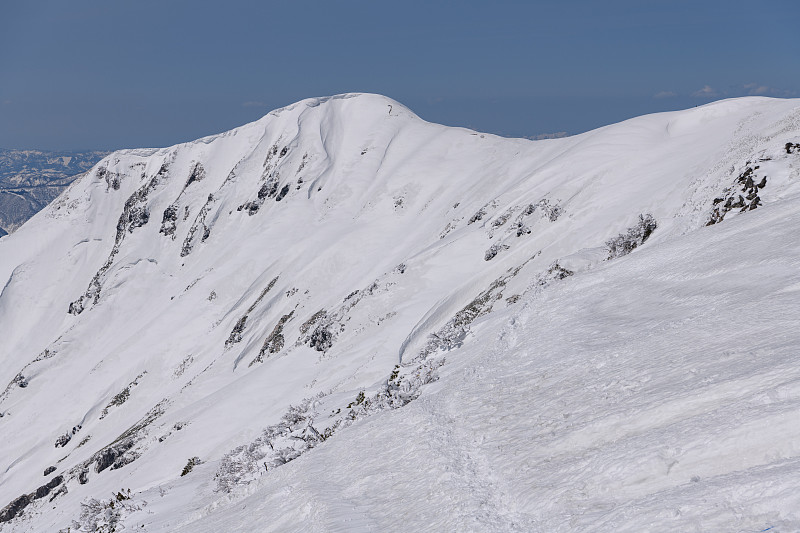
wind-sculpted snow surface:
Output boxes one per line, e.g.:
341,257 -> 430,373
1,93 -> 800,531
166,197 -> 800,533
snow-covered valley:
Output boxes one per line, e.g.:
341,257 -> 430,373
1,93 -> 799,532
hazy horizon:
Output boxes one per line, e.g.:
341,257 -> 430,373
1,0 -> 797,151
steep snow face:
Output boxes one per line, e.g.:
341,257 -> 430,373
0,93 -> 799,531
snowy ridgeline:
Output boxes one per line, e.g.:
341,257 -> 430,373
0,94 -> 799,532
0,149 -> 109,235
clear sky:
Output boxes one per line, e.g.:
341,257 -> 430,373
1,0 -> 798,150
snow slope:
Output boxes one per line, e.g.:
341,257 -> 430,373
0,93 -> 799,532
167,183 -> 800,533
0,149 -> 109,235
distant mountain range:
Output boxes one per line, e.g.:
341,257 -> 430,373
0,149 -> 110,235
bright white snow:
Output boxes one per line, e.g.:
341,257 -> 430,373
0,93 -> 799,532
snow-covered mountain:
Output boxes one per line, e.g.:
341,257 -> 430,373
0,149 -> 109,235
1,93 -> 799,532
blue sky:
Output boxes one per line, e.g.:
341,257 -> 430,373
1,0 -> 797,150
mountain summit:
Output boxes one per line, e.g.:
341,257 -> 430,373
2,94 -> 800,531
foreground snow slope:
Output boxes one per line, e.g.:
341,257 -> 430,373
0,93 -> 799,531
166,180 -> 800,533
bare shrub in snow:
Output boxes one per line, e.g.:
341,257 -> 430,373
484,243 -> 510,261
181,457 -> 202,476
606,214 -> 657,259
71,490 -> 139,533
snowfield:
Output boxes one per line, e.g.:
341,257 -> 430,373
0,93 -> 799,532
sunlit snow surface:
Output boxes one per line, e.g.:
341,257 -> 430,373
1,94 -> 799,532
